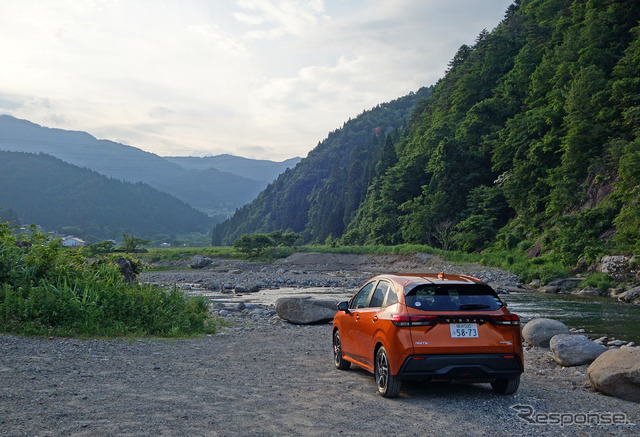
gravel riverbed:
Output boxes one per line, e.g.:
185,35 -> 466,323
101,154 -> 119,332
1,253 -> 638,436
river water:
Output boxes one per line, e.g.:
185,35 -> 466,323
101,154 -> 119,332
501,291 -> 639,344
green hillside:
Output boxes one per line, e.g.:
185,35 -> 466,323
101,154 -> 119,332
346,0 -> 640,265
211,86 -> 433,245
0,151 -> 213,240
215,0 -> 640,266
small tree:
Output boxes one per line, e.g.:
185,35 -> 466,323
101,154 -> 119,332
233,233 -> 274,257
268,231 -> 301,247
84,240 -> 115,256
433,219 -> 456,252
280,232 -> 301,247
122,233 -> 150,253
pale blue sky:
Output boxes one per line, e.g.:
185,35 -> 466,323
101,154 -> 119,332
0,0 -> 513,160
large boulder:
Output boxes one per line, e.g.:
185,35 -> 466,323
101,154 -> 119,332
275,297 -> 338,325
617,286 -> 640,304
234,283 -> 261,293
550,334 -> 607,366
587,348 -> 640,403
522,318 -> 571,348
541,278 -> 583,293
189,256 -> 213,269
114,257 -> 137,282
597,255 -> 630,274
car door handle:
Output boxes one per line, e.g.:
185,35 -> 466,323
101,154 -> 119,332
372,315 -> 378,322
355,313 -> 360,321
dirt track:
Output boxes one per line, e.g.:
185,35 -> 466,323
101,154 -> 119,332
1,324 -> 639,436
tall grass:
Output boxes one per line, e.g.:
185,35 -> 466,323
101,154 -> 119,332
0,224 -> 220,337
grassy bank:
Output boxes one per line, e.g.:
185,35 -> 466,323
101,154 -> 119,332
0,224 -> 220,337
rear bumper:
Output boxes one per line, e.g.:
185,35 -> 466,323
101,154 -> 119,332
398,353 -> 523,381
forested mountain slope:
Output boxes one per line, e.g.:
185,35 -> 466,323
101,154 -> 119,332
216,0 -> 640,265
0,151 -> 212,239
347,0 -> 640,263
211,86 -> 433,245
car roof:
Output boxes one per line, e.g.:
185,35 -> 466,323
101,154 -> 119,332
373,273 -> 486,291
372,272 -> 485,294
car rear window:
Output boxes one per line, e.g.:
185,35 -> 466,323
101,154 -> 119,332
404,284 -> 503,311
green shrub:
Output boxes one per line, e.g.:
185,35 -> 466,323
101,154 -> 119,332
0,223 -> 219,337
580,273 -> 616,293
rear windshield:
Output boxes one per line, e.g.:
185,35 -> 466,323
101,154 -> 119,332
404,284 -> 503,311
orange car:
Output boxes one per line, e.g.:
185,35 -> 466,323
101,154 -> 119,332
332,273 -> 523,397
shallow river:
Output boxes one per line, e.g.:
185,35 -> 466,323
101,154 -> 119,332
501,291 -> 639,343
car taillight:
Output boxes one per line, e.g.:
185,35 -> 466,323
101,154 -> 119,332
391,314 -> 411,327
391,314 -> 437,327
489,314 -> 520,326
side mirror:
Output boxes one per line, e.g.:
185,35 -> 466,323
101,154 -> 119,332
337,301 -> 349,312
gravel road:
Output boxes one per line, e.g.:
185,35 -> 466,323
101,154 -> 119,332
1,253 -> 638,436
1,325 -> 638,436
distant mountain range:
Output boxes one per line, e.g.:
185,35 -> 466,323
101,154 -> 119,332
0,115 -> 301,217
0,151 -> 213,240
165,155 -> 300,183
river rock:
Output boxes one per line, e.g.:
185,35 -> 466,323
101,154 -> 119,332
231,302 -> 246,312
550,334 -> 607,366
607,340 -> 628,347
573,286 -> 601,297
114,257 -> 136,282
542,278 -> 583,293
275,297 -> 338,325
189,256 -> 213,269
522,318 -> 571,348
617,286 -> 640,304
587,347 -> 640,403
203,281 -> 219,290
597,255 -> 630,274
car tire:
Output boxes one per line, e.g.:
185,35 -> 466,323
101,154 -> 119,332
375,346 -> 401,398
491,375 -> 520,395
333,330 -> 351,370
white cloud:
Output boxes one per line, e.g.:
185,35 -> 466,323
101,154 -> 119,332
0,0 -> 514,161
236,0 -> 328,39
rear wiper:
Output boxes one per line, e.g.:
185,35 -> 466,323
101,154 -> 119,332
458,304 -> 491,310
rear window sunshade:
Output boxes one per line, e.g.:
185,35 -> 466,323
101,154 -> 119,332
404,284 -> 503,311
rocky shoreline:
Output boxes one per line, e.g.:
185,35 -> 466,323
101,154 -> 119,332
140,252 -> 639,333
139,251 -> 525,332
140,252 -> 522,295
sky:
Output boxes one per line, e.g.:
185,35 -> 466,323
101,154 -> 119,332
0,0 -> 514,161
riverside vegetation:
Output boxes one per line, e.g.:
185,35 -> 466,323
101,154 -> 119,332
0,224 -> 219,337
0,220 -> 625,340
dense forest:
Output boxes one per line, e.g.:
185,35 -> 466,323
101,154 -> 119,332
214,0 -> 640,266
211,86 -> 433,245
0,151 -> 213,240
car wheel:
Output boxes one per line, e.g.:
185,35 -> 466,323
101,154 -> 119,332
491,375 -> 520,395
333,330 -> 350,370
375,346 -> 401,398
